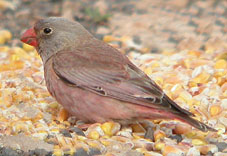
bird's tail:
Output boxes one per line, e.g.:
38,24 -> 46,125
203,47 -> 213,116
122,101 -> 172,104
175,114 -> 217,132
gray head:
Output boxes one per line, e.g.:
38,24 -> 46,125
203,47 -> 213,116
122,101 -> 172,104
21,17 -> 93,63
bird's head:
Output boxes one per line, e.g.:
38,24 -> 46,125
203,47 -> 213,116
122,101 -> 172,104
21,17 -> 92,62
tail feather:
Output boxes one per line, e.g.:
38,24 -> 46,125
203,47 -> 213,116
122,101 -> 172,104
176,114 -> 217,132
164,95 -> 195,116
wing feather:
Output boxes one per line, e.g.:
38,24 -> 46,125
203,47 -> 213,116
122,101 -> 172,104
52,43 -> 193,116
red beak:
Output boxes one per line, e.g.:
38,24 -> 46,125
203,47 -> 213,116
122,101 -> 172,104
21,28 -> 38,47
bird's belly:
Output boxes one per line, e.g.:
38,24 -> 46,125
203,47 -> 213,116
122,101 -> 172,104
44,65 -> 136,123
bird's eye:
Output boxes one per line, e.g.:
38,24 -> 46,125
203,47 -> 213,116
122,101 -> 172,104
43,28 -> 52,35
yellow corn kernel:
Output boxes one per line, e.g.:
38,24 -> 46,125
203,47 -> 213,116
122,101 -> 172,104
87,130 -> 100,140
0,30 -> 12,41
192,139 -> 207,146
188,81 -> 197,88
86,141 -> 100,149
154,130 -> 166,141
163,145 -> 181,156
53,149 -> 63,156
154,141 -> 165,151
215,52 -> 227,60
185,131 -> 197,138
101,121 -> 120,136
215,59 -> 227,69
144,67 -> 152,76
193,72 -> 211,84
188,51 -> 201,57
131,124 -> 145,133
77,135 -> 87,141
57,108 -> 68,122
132,133 -> 144,139
103,35 -> 116,43
183,58 -> 191,68
210,105 -> 222,116
178,91 -> 192,103
216,124 -> 226,135
0,36 -> 6,44
135,148 -> 147,154
100,139 -> 111,146
154,77 -> 164,86
0,46 -> 9,52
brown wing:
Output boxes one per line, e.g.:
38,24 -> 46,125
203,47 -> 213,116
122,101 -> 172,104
52,42 -> 193,116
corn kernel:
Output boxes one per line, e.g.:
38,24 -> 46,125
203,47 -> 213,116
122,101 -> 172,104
101,121 -> 120,136
57,108 -> 69,122
163,145 -> 183,156
192,139 -> 207,146
193,71 -> 211,84
216,124 -> 226,135
185,131 -> 197,138
210,105 -> 222,117
188,51 -> 201,57
188,81 -> 197,88
131,124 -> 145,133
173,123 -> 192,135
77,135 -> 87,141
86,140 -> 101,148
0,46 -> 9,52
214,59 -> 227,69
132,133 -> 144,139
215,52 -> 227,60
0,30 -> 12,41
154,141 -> 165,151
103,35 -> 116,42
53,149 -> 63,156
87,130 -> 100,140
0,36 -> 6,44
144,67 -> 152,76
49,102 -> 59,109
135,148 -> 147,154
154,130 -> 166,141
100,139 -> 111,146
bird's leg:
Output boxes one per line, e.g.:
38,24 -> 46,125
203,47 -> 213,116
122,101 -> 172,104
144,127 -> 154,141
141,120 -> 155,141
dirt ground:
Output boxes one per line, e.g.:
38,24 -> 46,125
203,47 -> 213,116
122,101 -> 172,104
0,0 -> 226,52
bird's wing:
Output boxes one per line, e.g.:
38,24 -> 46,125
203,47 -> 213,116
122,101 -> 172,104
52,43 -> 193,116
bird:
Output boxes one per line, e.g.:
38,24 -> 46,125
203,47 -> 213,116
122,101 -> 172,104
20,17 -> 216,132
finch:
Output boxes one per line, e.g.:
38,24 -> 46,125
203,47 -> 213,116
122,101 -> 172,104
21,17 -> 216,132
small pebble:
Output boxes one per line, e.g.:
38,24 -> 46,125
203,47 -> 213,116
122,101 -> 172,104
69,127 -> 85,136
74,148 -> 89,156
215,142 -> 227,152
0,147 -> 25,156
169,134 -> 183,143
28,148 -> 52,156
88,148 -> 102,156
